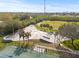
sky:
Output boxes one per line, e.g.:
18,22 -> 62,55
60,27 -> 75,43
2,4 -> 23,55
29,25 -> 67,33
0,0 -> 79,12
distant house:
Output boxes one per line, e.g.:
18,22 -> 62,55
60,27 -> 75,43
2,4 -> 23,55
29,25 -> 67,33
29,16 -> 33,19
20,15 -> 33,20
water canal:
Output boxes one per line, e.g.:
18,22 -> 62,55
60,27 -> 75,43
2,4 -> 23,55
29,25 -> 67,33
0,45 -> 79,58
0,46 -> 60,58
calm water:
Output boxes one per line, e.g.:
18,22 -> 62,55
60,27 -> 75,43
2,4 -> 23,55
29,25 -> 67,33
0,46 -> 60,58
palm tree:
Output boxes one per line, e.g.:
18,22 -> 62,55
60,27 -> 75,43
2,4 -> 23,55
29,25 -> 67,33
25,32 -> 31,44
18,29 -> 31,47
18,29 -> 25,47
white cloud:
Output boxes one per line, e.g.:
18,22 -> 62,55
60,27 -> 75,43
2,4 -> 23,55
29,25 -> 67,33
0,0 -> 44,12
46,3 -> 79,12
0,0 -> 79,12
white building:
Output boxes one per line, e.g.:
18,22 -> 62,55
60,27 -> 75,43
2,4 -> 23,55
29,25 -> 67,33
3,25 -> 70,43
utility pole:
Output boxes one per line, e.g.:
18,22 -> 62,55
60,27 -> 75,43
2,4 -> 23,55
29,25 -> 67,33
44,0 -> 46,15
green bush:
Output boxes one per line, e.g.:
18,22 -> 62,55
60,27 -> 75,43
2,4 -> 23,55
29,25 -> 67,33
62,39 -> 79,50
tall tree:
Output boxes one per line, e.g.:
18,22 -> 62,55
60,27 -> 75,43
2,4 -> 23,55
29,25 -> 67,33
25,32 -> 31,44
58,24 -> 79,49
18,29 -> 31,47
18,29 -> 25,47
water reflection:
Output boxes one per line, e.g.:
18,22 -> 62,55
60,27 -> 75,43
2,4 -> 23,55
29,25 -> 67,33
0,46 -> 74,58
13,47 -> 27,56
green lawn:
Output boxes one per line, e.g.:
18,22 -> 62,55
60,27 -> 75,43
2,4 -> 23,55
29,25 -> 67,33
37,21 -> 67,30
36,21 -> 79,32
0,36 -> 6,50
36,25 -> 57,33
49,16 -> 79,20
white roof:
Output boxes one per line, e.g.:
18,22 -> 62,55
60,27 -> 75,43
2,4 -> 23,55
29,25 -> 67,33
3,25 -> 70,43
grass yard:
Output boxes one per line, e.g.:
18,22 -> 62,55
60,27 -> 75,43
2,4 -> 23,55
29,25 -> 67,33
38,21 -> 67,30
49,16 -> 79,21
36,21 -> 79,32
0,36 -> 6,50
